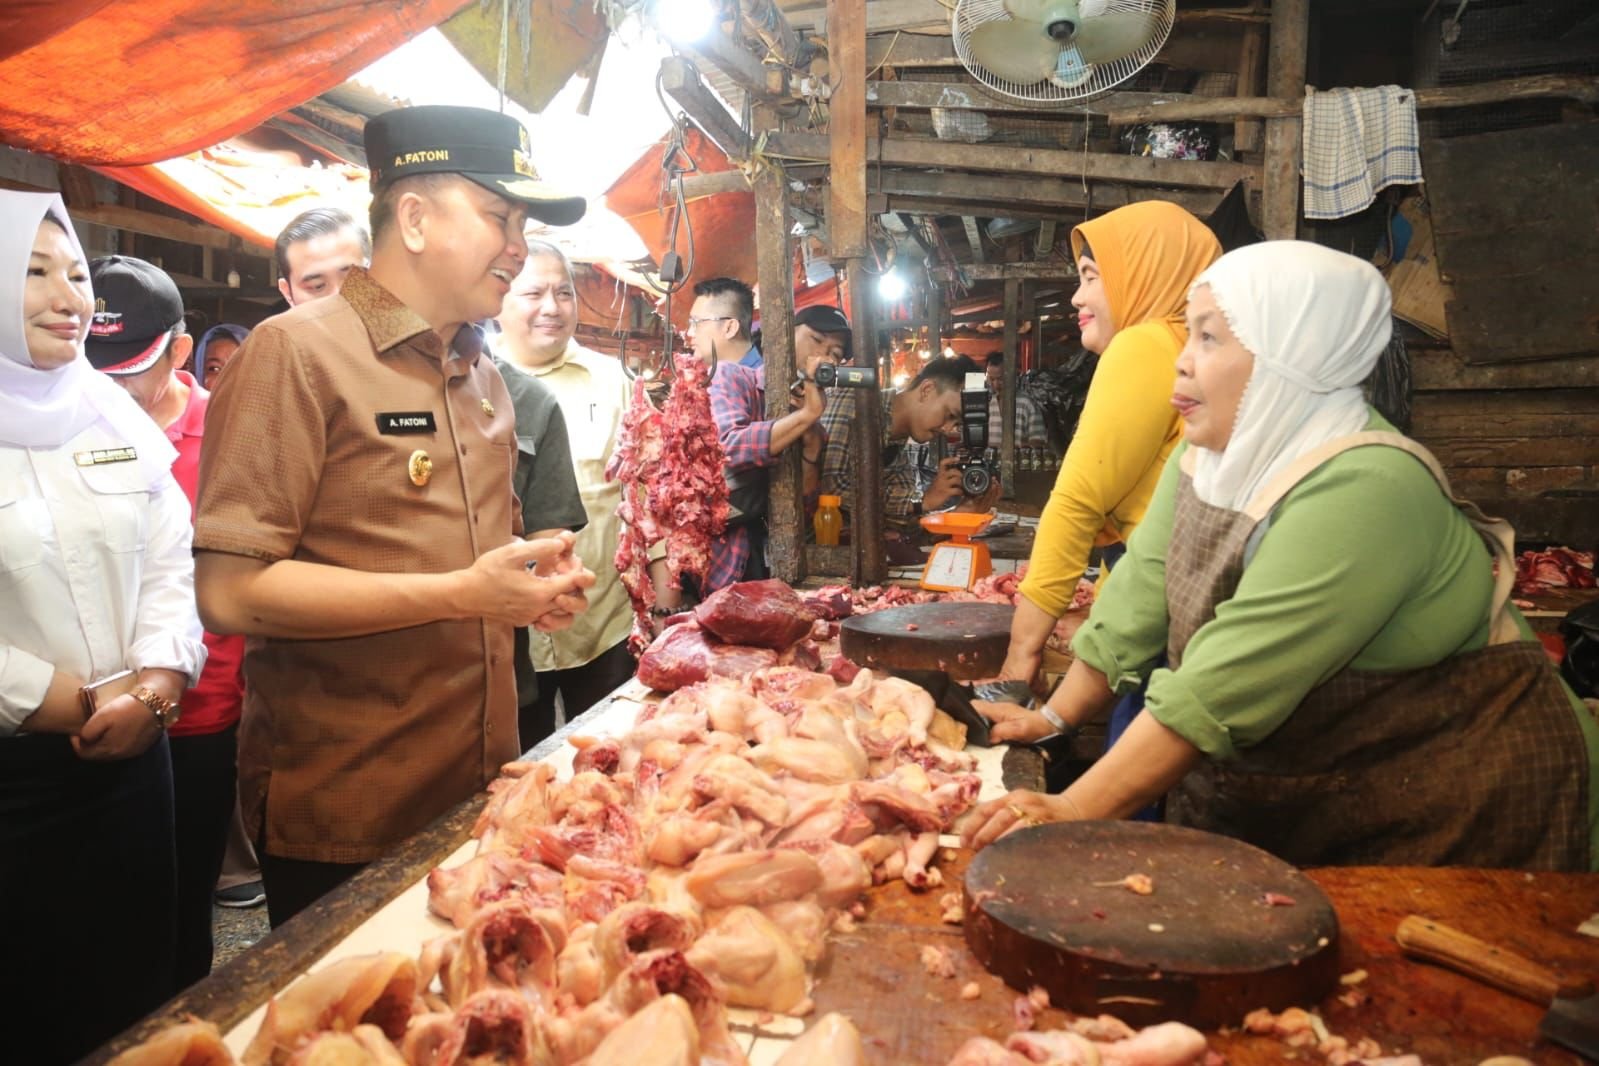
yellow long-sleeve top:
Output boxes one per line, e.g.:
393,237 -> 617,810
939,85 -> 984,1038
1017,321 -> 1184,617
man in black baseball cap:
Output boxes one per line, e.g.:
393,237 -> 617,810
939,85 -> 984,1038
192,104 -> 595,927
86,255 -> 195,426
794,303 -> 852,366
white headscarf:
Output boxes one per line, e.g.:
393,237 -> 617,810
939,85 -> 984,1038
0,191 -> 175,483
1189,241 -> 1392,512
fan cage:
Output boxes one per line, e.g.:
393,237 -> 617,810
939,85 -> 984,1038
953,0 -> 1176,104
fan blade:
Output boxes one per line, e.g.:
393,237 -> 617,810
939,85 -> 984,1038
1003,0 -> 1081,21
968,19 -> 1066,85
1073,10 -> 1155,64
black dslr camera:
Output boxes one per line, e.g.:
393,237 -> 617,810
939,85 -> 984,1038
956,372 -> 998,497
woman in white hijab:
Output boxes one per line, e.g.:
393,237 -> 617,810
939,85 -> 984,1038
965,241 -> 1597,872
0,191 -> 207,1063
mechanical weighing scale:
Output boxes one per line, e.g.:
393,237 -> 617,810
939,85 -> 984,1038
918,510 -> 995,592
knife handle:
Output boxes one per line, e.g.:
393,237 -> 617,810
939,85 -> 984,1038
1396,915 -> 1595,1003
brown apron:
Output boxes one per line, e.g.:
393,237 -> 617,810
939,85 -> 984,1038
1162,431 -> 1589,871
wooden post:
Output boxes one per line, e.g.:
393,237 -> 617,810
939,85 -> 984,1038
925,280 -> 943,359
753,108 -> 803,584
825,0 -> 883,583
847,267 -> 886,585
1001,279 -> 1020,497
1032,297 -> 1047,371
1234,19 -> 1265,154
827,0 -> 867,259
1261,0 -> 1308,238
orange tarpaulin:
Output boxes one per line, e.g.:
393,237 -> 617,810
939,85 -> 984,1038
0,0 -> 469,166
91,130 -> 370,250
605,126 -> 754,328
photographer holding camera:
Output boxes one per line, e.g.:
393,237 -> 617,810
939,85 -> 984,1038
819,354 -> 997,542
920,369 -> 1007,513
698,284 -> 851,592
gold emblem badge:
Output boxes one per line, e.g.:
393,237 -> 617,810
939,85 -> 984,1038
408,449 -> 433,487
480,399 -> 495,417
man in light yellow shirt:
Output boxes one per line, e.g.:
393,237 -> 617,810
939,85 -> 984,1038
495,239 -> 635,741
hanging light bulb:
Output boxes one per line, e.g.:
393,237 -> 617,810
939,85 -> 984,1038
654,0 -> 717,42
877,271 -> 907,301
227,268 -> 241,289
942,345 -> 955,358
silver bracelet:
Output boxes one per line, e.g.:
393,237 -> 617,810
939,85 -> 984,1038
1039,705 -> 1069,733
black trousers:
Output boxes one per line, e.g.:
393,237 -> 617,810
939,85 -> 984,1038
0,734 -> 177,1065
259,845 -> 366,930
169,724 -> 238,986
519,640 -> 637,752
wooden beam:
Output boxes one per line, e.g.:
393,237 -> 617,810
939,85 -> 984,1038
679,28 -> 773,98
862,27 -> 1248,76
660,57 -> 750,161
787,0 -> 947,34
827,0 -> 867,258
1103,73 -> 1599,126
1261,0 -> 1308,240
929,261 -> 1078,283
882,195 -> 1170,224
1034,220 -> 1057,260
753,116 -> 803,585
925,278 -> 943,356
737,0 -> 814,70
963,217 -> 984,264
878,169 -> 1226,215
679,169 -> 752,199
863,81 -> 1246,118
69,203 -> 251,252
765,132 -> 1258,190
1412,350 -> 1599,392
865,32 -> 960,69
1001,280 -> 1020,495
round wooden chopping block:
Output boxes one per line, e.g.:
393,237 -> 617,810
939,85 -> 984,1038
839,602 -> 1013,680
964,820 -> 1340,1029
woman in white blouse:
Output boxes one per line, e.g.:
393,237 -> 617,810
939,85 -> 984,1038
0,191 -> 207,1063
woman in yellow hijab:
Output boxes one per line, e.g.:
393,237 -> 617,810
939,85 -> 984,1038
995,201 -> 1221,714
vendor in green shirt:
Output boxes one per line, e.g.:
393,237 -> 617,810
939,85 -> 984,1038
966,241 -> 1597,871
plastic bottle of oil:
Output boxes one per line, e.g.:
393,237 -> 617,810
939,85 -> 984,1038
813,495 -> 843,545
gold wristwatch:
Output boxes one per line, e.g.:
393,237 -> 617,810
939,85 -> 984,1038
133,685 -> 180,729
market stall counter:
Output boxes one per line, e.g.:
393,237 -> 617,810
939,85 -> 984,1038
88,672 -> 1599,1066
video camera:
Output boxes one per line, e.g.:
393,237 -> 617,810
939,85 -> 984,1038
811,363 -> 877,389
956,372 -> 999,497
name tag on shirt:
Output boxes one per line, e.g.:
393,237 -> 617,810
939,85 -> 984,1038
74,447 -> 137,466
376,411 -> 437,435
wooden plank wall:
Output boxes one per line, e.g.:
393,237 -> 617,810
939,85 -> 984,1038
1407,343 -> 1599,549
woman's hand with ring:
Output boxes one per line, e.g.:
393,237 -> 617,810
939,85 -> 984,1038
961,789 -> 1075,851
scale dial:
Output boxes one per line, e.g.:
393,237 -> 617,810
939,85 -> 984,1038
924,544 -> 976,590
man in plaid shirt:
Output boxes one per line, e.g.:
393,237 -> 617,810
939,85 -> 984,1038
694,280 -> 847,592
985,353 -> 1050,451
819,355 -> 995,531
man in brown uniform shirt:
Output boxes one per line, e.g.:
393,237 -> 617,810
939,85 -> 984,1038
194,106 -> 595,927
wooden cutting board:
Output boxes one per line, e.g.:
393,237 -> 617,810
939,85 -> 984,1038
963,820 -> 1340,1029
839,603 -> 1013,680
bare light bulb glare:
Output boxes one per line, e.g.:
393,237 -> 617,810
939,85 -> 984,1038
655,0 -> 717,43
877,271 -> 908,301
